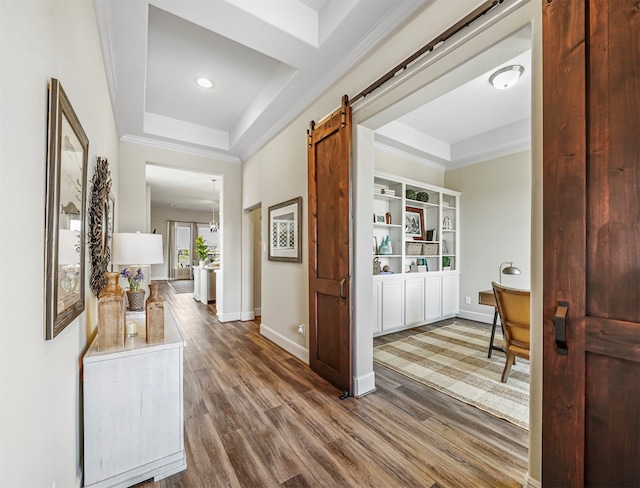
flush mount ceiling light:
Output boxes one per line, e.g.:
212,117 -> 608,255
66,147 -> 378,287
489,65 -> 524,90
195,77 -> 214,89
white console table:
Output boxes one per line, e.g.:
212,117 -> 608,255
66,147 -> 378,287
83,305 -> 187,487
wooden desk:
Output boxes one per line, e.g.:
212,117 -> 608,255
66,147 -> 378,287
479,289 -> 504,358
479,289 -> 496,308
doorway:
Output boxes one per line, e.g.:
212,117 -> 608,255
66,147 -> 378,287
241,205 -> 262,321
351,0 -> 542,482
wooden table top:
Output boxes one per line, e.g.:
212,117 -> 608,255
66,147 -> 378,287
478,289 -> 496,307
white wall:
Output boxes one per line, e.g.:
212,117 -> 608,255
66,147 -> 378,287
242,126 -> 309,359
149,205 -> 212,280
118,142 -> 242,320
0,1 -> 119,486
445,151 -> 531,323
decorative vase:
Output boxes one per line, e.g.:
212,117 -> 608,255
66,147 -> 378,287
145,283 -> 164,343
126,289 -> 145,311
199,260 -> 206,267
98,272 -> 125,351
378,238 -> 390,255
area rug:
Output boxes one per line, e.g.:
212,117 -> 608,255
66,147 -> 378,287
373,322 -> 529,430
168,280 -> 194,294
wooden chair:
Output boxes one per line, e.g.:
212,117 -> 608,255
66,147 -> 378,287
491,281 -> 530,383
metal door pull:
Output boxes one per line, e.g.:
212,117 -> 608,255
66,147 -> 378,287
554,301 -> 569,355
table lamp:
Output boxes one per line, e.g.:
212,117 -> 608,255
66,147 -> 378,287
498,261 -> 521,283
112,232 -> 164,340
112,232 -> 164,293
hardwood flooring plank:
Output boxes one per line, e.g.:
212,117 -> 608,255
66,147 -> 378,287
263,405 -> 357,488
182,368 -> 208,421
220,428 -> 281,488
223,384 -> 304,483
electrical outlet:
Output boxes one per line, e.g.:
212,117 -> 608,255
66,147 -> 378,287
465,296 -> 471,304
298,324 -> 305,336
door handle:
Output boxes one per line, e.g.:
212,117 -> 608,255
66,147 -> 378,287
554,301 -> 569,355
339,278 -> 347,300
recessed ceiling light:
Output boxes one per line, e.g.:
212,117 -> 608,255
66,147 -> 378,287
489,65 -> 524,90
196,77 -> 214,89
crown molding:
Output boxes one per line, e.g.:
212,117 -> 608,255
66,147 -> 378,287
374,141 -> 446,172
121,135 -> 242,163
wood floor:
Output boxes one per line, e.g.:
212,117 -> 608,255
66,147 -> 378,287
137,283 -> 528,488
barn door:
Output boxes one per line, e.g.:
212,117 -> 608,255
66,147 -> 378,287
542,1 -> 640,486
307,96 -> 352,395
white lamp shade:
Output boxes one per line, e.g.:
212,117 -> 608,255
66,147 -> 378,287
112,232 -> 164,265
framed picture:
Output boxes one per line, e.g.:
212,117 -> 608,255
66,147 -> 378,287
373,236 -> 378,254
268,197 -> 302,262
374,214 -> 386,224
44,78 -> 89,340
405,206 -> 425,241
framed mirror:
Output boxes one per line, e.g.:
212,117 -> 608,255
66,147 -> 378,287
88,157 -> 112,296
268,197 -> 302,263
44,79 -> 89,340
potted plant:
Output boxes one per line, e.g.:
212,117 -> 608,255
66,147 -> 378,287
195,235 -> 209,267
442,256 -> 451,271
120,267 -> 145,311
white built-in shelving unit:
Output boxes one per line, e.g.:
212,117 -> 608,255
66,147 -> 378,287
372,171 -> 461,336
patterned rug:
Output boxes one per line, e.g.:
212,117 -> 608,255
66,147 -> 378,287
168,280 -> 194,294
373,322 -> 529,430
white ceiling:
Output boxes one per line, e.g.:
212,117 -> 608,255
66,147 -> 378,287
95,0 -> 531,212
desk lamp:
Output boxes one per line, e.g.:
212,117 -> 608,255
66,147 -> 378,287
498,261 -> 521,283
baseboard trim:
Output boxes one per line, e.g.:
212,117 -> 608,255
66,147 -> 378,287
457,309 -> 494,324
240,311 -> 255,321
217,311 -> 242,322
523,473 -> 541,488
353,372 -> 376,398
254,307 -> 261,316
260,323 -> 309,364
75,468 -> 83,488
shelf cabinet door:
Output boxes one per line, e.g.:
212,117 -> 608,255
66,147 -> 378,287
442,274 -> 459,317
424,275 -> 442,321
404,277 -> 425,326
381,280 -> 404,330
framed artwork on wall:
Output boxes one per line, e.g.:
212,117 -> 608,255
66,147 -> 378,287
405,206 -> 425,241
44,78 -> 89,340
268,197 -> 302,263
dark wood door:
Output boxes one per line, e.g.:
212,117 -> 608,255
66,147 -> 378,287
307,96 -> 352,395
542,2 -> 640,486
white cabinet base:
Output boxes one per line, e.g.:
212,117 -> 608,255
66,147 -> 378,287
83,306 -> 187,488
374,272 -> 459,337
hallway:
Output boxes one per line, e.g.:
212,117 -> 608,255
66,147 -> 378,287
137,282 -> 528,487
